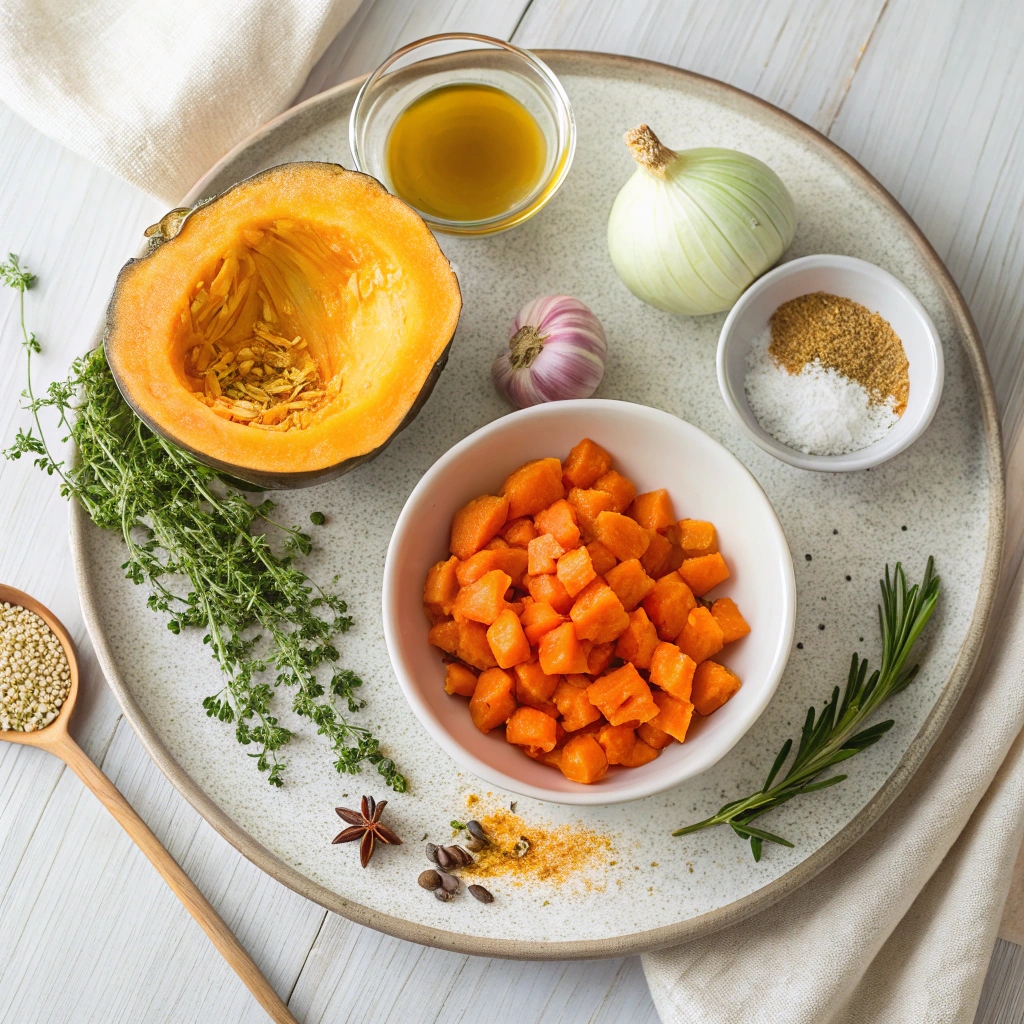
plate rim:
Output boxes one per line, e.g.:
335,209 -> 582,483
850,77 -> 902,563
71,49 -> 1005,960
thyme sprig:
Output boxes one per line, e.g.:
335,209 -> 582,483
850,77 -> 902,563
675,558 -> 939,860
1,254 -> 405,790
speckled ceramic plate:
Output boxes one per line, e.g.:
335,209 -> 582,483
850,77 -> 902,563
71,53 -> 1002,959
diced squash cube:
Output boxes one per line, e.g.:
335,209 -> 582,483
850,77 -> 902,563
586,540 -> 618,575
450,494 -> 509,560
692,660 -> 742,715
594,511 -> 650,561
428,619 -> 460,655
484,537 -> 509,550
597,722 -> 638,765
678,552 -> 730,596
514,660 -> 561,713
528,533 -> 565,576
553,679 -> 603,731
538,621 -> 589,675
677,606 -> 725,664
456,547 -> 528,588
564,672 -> 592,688
649,641 -> 696,702
444,663 -> 478,697
642,573 -> 697,640
456,620 -> 498,670
570,578 -> 630,644
614,607 -> 660,670
501,516 -> 539,549
567,487 -> 616,543
649,690 -> 694,742
711,598 -> 751,644
594,470 -> 637,513
558,733 -> 609,783
556,545 -> 597,598
524,744 -> 564,768
506,707 -> 558,751
678,519 -> 719,558
628,489 -> 675,532
604,558 -> 655,611
486,608 -> 532,669
423,556 -> 460,617
563,438 -> 613,489
637,721 -> 674,749
619,737 -> 661,767
520,600 -> 565,645
587,641 -> 616,676
640,529 -> 673,578
453,569 -> 512,625
525,572 -> 574,614
469,668 -> 518,733
586,664 -> 659,726
502,458 -> 565,519
534,499 -> 581,550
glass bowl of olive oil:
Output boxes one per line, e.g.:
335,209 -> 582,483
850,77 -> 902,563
350,34 -> 576,236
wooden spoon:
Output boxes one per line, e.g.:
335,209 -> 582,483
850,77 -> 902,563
0,584 -> 299,1024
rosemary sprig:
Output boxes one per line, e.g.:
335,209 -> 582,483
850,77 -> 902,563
674,558 -> 939,860
1,254 -> 405,791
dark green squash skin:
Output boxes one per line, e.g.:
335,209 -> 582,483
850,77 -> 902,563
103,162 -> 461,491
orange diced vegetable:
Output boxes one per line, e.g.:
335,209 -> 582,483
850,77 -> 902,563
586,540 -> 618,576
597,722 -> 637,765
559,733 -> 609,783
553,679 -> 603,731
586,664 -> 659,726
678,519 -> 719,558
501,516 -> 539,549
502,457 -> 565,519
514,660 -> 561,713
594,470 -> 637,513
564,672 -> 591,688
640,529 -> 673,578
614,607 -> 660,670
484,536 -> 509,550
423,556 -> 460,617
587,641 -> 616,675
692,660 -> 742,715
534,498 -> 581,550
506,706 -> 558,751
556,545 -> 597,598
649,690 -> 694,742
444,663 -> 478,697
469,667 -> 518,733
677,606 -> 725,664
628,489 -> 675,532
642,572 -> 697,640
525,572 -> 574,614
528,533 -> 565,576
453,569 -> 512,625
538,621 -> 590,675
456,620 -> 498,670
619,737 -> 661,767
711,597 -> 751,644
649,641 -> 696,702
456,547 -> 529,588
567,487 -> 616,543
428,619 -> 460,655
637,721 -> 674,749
520,600 -> 565,645
678,552 -> 730,596
594,511 -> 650,561
570,578 -> 630,644
486,608 -> 532,669
604,558 -> 656,611
450,494 -> 509,560
563,438 -> 613,489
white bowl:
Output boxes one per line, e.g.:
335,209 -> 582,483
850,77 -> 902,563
382,400 -> 796,805
717,254 -> 944,471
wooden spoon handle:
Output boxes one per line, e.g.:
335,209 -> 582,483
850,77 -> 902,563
52,733 -> 299,1024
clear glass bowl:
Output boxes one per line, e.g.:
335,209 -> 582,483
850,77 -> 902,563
349,33 -> 576,236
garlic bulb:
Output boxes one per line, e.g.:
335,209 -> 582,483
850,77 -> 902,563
607,124 -> 796,316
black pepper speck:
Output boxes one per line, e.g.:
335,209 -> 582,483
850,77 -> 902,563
845,575 -> 852,581
796,642 -> 804,649
805,554 -> 812,562
818,624 -> 825,630
833,529 -> 838,535
902,525 -> 908,531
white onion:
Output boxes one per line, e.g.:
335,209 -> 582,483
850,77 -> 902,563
491,295 -> 607,408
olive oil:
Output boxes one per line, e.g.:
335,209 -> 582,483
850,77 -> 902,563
386,83 -> 547,222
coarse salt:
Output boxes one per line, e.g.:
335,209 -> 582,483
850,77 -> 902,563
744,328 -> 898,456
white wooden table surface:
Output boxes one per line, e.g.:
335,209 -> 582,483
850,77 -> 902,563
2,1 -> 1024,1021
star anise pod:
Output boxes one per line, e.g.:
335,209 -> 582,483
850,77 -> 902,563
332,795 -> 403,867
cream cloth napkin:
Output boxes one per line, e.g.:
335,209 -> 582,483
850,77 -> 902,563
644,572 -> 1024,1023
0,0 -> 359,202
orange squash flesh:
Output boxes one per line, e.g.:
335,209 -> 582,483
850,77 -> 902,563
106,163 -> 462,487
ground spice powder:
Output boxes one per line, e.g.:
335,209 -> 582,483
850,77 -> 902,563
768,291 -> 910,414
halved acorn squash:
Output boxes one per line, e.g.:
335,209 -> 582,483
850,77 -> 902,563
104,161 -> 462,488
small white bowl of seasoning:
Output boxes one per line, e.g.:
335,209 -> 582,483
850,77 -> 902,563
716,254 -> 944,472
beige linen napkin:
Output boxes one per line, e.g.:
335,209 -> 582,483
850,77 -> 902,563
0,0 -> 359,202
644,573 -> 1024,1023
